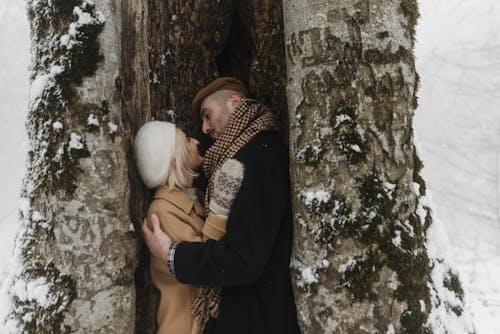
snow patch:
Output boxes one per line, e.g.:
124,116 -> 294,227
68,132 -> 83,150
13,278 -> 54,307
107,121 -> 118,134
301,190 -> 331,207
52,121 -> 63,130
334,113 -> 352,127
392,230 -> 402,247
87,114 -> 99,126
291,258 -> 329,289
349,144 -> 361,152
338,257 -> 357,274
301,267 -> 317,285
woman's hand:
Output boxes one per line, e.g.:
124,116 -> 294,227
142,214 -> 172,263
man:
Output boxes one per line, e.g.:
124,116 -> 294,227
142,77 -> 300,334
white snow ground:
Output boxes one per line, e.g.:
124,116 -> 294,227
0,0 -> 499,332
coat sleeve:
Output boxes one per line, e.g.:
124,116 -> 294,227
174,142 -> 288,287
202,213 -> 228,241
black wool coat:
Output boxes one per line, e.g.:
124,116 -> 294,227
174,131 -> 301,334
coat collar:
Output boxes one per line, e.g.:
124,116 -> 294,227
154,187 -> 205,217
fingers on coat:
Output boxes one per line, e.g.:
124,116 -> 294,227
150,214 -> 161,233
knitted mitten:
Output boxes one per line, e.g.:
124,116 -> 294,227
209,158 -> 245,216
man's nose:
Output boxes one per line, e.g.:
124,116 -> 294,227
202,121 -> 210,134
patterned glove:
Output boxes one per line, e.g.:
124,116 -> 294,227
209,158 -> 245,216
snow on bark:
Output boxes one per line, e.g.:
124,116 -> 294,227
2,1 -> 136,332
283,0 -> 474,333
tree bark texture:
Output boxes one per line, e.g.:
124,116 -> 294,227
283,0 -> 472,333
9,0 -> 135,333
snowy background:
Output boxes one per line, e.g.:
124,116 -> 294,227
0,0 -> 499,332
0,0 -> 30,320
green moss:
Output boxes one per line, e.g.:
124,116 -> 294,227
52,0 -> 81,17
27,1 -> 104,197
360,175 -> 393,217
384,213 -> 431,333
297,137 -> 325,165
400,0 -> 420,42
13,261 -> 77,333
352,0 -> 370,24
364,46 -> 414,65
300,192 -> 334,216
333,57 -> 358,86
58,2 -> 104,100
376,31 -> 390,39
14,208 -> 77,332
301,173 -> 434,332
413,71 -> 420,109
339,251 -> 384,300
423,206 -> 433,229
330,175 -> 431,331
401,307 -> 432,334
315,200 -> 353,248
412,146 -> 427,196
443,271 -> 465,316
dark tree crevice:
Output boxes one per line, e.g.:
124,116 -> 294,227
216,7 -> 253,87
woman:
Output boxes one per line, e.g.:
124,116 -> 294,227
133,121 -> 243,334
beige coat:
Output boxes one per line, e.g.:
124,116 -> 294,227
147,187 -> 226,334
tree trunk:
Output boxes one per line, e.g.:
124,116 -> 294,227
283,1 -> 473,333
8,0 -> 135,332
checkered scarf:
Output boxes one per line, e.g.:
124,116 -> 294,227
192,98 -> 277,330
202,98 -> 278,211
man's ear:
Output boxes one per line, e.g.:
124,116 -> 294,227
230,92 -> 242,107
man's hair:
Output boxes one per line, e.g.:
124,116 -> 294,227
164,128 -> 198,191
210,89 -> 245,107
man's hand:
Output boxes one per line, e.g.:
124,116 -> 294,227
142,214 -> 172,263
209,158 -> 244,216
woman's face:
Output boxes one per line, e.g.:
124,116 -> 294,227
184,132 -> 203,170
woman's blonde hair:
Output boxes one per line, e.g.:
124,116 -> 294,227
164,128 -> 198,191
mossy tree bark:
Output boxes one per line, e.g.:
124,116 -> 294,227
283,1 -> 473,333
9,0 -> 135,332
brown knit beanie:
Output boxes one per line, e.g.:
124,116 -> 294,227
191,77 -> 249,122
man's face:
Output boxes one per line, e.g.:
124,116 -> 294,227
200,93 -> 240,140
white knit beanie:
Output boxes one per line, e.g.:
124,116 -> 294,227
134,121 -> 176,189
